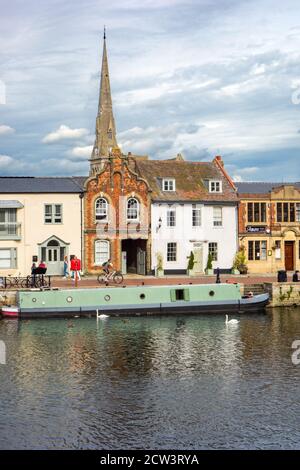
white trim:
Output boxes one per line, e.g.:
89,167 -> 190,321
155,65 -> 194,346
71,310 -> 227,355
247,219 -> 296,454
162,179 -> 176,192
209,180 -> 222,193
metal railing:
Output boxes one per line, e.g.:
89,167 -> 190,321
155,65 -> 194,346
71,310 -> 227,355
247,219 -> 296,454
0,275 -> 51,289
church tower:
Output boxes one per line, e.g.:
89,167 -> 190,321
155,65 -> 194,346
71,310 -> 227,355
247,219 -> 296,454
90,29 -> 118,175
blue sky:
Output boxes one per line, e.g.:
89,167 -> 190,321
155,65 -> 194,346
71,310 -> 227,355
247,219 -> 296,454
1,0 -> 300,181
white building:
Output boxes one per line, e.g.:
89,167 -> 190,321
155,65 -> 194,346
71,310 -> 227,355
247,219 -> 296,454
0,177 -> 84,276
135,155 -> 238,274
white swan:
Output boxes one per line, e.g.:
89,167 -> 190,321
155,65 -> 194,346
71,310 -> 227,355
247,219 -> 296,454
225,314 -> 239,325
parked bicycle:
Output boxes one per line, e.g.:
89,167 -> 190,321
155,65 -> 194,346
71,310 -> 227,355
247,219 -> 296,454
97,269 -> 124,285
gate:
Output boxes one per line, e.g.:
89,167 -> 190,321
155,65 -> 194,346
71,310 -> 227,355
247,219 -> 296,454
137,248 -> 146,275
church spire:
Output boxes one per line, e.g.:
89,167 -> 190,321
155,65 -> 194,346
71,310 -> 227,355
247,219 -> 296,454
91,30 -> 118,172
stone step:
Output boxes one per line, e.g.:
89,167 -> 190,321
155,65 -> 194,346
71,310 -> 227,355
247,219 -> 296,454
243,283 -> 266,295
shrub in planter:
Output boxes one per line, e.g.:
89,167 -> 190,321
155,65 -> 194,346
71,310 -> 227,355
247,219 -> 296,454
206,253 -> 214,275
156,252 -> 164,277
233,248 -> 248,274
187,251 -> 195,275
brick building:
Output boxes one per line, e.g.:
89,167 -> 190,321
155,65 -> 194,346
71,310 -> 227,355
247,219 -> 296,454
84,33 -> 151,274
236,182 -> 300,273
83,33 -> 239,275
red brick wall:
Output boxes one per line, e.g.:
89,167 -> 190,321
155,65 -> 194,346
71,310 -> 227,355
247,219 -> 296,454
84,150 -> 150,273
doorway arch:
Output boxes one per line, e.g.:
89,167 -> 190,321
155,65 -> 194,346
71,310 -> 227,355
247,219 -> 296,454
38,236 -> 69,275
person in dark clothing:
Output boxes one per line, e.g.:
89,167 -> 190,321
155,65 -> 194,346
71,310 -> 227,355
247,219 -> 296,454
102,259 -> 113,276
216,267 -> 221,284
292,270 -> 299,282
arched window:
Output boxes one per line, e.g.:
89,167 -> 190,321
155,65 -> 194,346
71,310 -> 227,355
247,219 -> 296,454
127,198 -> 139,221
95,240 -> 110,265
95,198 -> 108,221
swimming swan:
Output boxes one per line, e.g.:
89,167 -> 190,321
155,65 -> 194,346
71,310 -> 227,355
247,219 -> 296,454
225,314 -> 239,325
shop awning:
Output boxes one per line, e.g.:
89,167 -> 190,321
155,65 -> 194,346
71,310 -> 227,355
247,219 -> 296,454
0,200 -> 24,209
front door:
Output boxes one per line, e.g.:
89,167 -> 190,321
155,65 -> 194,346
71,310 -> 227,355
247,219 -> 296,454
40,237 -> 67,275
285,241 -> 294,271
121,239 -> 147,274
137,248 -> 146,275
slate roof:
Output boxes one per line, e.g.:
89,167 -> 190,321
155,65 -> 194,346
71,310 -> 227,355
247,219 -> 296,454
235,182 -> 300,195
0,177 -> 87,193
135,160 -> 238,202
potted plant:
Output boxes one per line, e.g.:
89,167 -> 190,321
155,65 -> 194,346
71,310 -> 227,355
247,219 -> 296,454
205,253 -> 214,275
187,251 -> 195,276
155,252 -> 164,277
232,247 -> 248,275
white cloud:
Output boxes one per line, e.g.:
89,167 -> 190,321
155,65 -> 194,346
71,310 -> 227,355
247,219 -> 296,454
67,145 -> 93,159
0,155 -> 14,167
0,125 -> 15,135
42,125 -> 89,143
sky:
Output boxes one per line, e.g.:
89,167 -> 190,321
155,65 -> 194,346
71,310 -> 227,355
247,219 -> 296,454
1,0 -> 300,181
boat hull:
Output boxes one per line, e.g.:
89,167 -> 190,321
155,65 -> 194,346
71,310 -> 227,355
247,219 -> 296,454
16,295 -> 269,319
3,285 -> 269,319
1,306 -> 19,318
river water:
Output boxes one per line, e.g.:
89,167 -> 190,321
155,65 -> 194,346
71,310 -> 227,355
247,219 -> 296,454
0,308 -> 300,450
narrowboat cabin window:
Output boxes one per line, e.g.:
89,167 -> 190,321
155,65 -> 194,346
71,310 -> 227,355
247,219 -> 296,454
170,288 -> 190,301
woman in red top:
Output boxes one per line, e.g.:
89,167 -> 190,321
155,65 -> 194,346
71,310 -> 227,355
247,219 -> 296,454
71,256 -> 81,281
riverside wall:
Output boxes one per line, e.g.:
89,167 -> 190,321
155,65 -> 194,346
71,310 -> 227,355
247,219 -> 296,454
264,282 -> 300,307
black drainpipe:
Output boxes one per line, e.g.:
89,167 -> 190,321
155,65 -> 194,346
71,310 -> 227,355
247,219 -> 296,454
79,192 -> 84,270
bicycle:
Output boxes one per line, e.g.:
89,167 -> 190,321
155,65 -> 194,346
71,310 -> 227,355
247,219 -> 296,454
97,269 -> 124,285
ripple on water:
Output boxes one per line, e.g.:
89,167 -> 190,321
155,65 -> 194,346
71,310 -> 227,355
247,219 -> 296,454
0,310 -> 300,449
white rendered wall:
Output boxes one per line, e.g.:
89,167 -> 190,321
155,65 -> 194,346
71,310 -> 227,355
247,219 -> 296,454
0,193 -> 82,277
151,203 -> 237,272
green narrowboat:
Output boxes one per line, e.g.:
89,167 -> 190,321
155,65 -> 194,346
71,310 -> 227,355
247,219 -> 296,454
1,283 -> 269,318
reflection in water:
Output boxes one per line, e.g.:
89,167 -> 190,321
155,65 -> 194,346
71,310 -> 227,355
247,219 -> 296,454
0,308 -> 300,449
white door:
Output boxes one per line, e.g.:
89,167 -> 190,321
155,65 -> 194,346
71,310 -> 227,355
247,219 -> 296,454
40,239 -> 66,275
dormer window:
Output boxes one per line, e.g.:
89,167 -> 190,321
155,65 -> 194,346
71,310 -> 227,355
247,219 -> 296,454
209,180 -> 222,193
163,179 -> 176,191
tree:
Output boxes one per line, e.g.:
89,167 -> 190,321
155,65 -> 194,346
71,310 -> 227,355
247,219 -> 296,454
206,252 -> 213,271
187,251 -> 195,271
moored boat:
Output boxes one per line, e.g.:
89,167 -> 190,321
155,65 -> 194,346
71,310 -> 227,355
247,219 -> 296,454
1,306 -> 20,318
0,283 -> 269,319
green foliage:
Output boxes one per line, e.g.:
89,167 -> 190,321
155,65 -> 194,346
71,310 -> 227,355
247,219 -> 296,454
233,247 -> 247,270
206,253 -> 213,270
156,252 -> 164,271
187,251 -> 195,270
